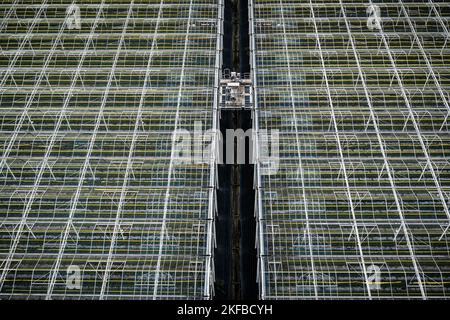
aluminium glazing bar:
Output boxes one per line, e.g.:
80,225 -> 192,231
45,0 -> 106,299
0,0 -> 19,32
249,0 -> 266,300
204,0 -> 223,299
368,0 -> 436,298
152,0 -> 194,299
308,0 -> 372,298
0,1 -> 78,290
0,1 -> 49,177
99,2 -> 155,299
339,0 -> 427,299
398,0 -> 450,229
278,0 -> 318,299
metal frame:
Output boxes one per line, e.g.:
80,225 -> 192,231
0,0 -> 222,300
251,0 -> 450,299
